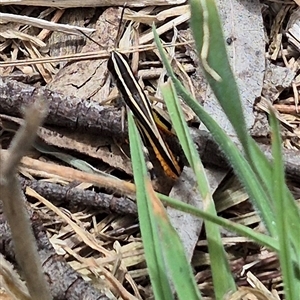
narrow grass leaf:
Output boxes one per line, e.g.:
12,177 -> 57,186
160,80 -> 209,196
270,109 -> 299,299
190,0 -> 300,246
127,112 -> 173,299
160,79 -> 236,296
153,25 -> 276,237
146,183 -> 202,300
189,0 -> 249,151
188,0 -> 300,241
248,138 -> 300,249
159,193 -> 278,252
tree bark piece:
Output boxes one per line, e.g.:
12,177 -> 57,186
19,176 -> 137,215
1,77 -> 299,182
0,77 -> 124,139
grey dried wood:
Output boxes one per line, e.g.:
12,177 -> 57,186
1,77 -> 300,182
19,177 -> 138,215
0,76 -> 125,139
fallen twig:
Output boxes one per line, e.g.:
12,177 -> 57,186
0,99 -> 52,300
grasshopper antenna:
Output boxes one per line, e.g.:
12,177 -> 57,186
77,29 -> 102,48
115,4 -> 127,48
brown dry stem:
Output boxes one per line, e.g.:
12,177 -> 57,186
0,99 -> 52,300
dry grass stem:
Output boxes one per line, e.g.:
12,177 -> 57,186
0,150 -> 136,196
0,254 -> 31,300
0,12 -> 95,35
0,41 -> 192,68
26,187 -> 112,256
139,12 -> 190,45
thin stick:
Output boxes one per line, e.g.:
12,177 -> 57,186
0,98 -> 52,300
0,12 -> 94,35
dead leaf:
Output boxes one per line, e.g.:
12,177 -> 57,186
47,8 -> 120,103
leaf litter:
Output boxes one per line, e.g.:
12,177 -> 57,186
0,1 -> 300,299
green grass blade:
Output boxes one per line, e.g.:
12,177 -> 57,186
270,108 -> 300,299
148,186 -> 202,300
129,110 -> 204,299
189,0 -> 300,239
248,138 -> 300,250
189,0 -> 249,151
153,1 -> 300,298
191,0 -> 300,259
160,80 -> 236,297
191,0 -> 300,245
159,193 -> 278,252
160,81 -> 209,196
153,26 -> 276,236
127,112 -> 173,299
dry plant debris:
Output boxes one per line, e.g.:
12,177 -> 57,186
0,1 -> 300,299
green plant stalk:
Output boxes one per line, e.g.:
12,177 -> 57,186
160,81 -> 236,297
129,111 -> 205,299
153,26 -> 277,237
248,140 -> 300,250
189,1 -> 300,246
189,0 -> 249,152
189,0 -> 300,265
270,109 -> 299,299
189,0 -> 277,204
189,0 -> 300,237
128,111 -> 174,299
187,0 -> 282,232
151,189 -> 202,300
159,193 -> 278,251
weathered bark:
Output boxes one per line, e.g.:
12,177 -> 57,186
19,176 -> 137,215
0,77 -> 125,140
1,77 -> 299,183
